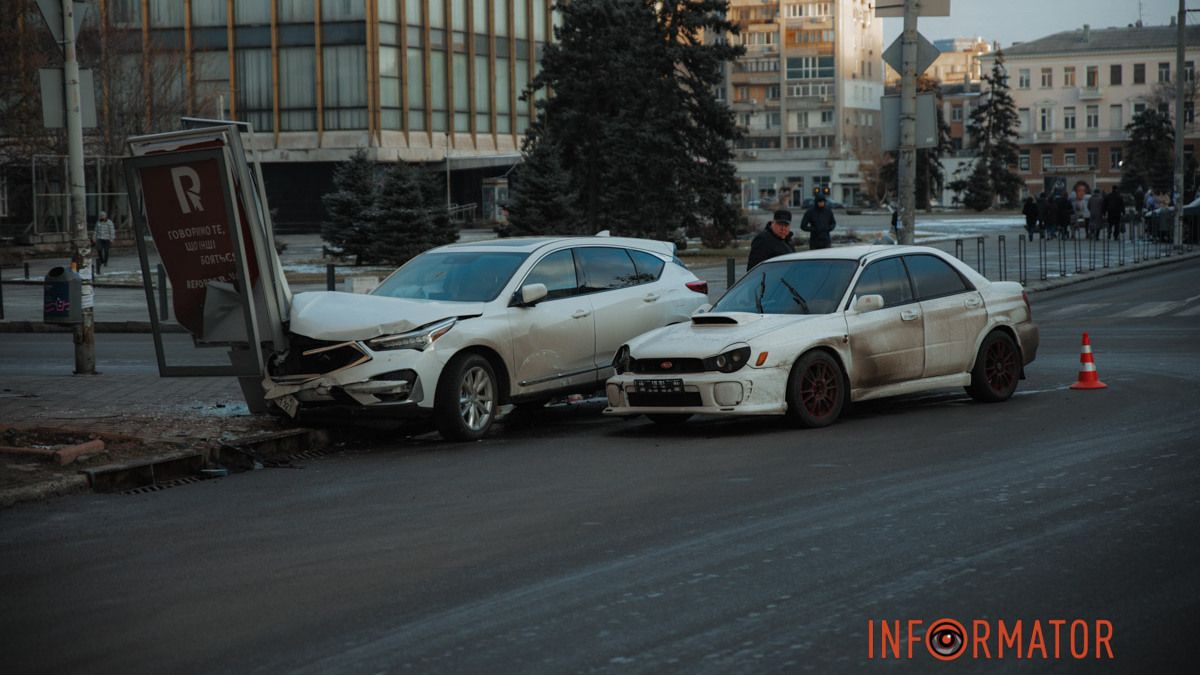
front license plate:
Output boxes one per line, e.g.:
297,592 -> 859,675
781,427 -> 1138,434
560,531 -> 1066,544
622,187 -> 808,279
635,378 -> 685,394
275,394 -> 299,418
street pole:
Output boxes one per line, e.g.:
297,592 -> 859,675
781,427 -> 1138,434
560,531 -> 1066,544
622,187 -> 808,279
1172,0 -> 1185,251
63,0 -> 95,374
898,0 -> 918,244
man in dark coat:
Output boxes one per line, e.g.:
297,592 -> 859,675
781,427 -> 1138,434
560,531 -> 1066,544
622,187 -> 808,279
800,196 -> 836,250
1104,186 -> 1124,240
1022,197 -> 1039,237
1054,191 -> 1073,239
747,209 -> 795,270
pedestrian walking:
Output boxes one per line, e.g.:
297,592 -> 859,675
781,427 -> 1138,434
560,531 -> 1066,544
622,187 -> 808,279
1070,182 -> 1090,239
1022,196 -> 1039,238
746,209 -> 796,270
799,196 -> 836,250
93,210 -> 116,268
1054,190 -> 1072,239
1103,186 -> 1124,240
1087,187 -> 1105,240
1036,191 -> 1050,239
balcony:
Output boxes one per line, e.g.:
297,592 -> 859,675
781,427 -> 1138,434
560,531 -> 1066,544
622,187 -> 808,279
730,71 -> 783,85
1078,87 -> 1103,100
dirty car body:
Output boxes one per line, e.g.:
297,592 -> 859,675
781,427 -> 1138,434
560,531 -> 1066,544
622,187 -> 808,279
604,245 -> 1039,427
262,236 -> 708,439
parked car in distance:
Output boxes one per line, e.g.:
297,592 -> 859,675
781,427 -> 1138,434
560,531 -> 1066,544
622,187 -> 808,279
263,236 -> 709,440
605,245 -> 1038,427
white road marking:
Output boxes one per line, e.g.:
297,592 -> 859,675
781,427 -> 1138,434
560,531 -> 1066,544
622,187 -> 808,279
1037,303 -> 1108,319
1114,301 -> 1185,318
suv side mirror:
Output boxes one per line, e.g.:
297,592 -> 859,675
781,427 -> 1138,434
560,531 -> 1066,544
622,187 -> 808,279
518,283 -> 548,306
852,294 -> 884,313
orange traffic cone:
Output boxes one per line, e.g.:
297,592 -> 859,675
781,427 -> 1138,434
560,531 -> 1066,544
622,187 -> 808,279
1070,332 -> 1107,390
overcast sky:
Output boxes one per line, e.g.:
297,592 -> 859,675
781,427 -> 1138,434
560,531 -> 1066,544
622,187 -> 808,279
881,0 -> 1194,51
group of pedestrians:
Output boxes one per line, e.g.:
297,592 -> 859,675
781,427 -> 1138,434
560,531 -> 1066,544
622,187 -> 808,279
1023,184 -> 1124,241
747,197 -> 837,270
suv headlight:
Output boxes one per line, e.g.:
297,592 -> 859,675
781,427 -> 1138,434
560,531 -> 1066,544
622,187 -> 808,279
612,345 -> 632,374
703,345 -> 751,373
366,318 -> 456,352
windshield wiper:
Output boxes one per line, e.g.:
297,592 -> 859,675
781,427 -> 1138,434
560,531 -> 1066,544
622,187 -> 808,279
754,272 -> 766,314
779,278 -> 810,314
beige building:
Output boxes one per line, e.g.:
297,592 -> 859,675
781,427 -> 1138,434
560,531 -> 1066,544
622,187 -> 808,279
983,22 -> 1199,197
724,0 -> 883,208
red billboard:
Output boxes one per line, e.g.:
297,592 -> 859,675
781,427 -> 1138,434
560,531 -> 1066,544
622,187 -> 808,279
138,158 -> 259,337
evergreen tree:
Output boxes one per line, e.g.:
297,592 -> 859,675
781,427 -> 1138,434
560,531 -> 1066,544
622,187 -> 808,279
321,149 -> 377,265
518,0 -> 743,242
369,161 -> 458,266
507,139 -> 581,235
1120,109 -> 1176,194
961,158 -> 995,211
964,51 -> 1022,209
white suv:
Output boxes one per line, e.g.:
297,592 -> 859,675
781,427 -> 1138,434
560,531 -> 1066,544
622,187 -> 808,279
263,236 -> 708,440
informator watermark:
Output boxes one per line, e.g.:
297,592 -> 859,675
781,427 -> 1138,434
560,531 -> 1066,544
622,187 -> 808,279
867,618 -> 1114,661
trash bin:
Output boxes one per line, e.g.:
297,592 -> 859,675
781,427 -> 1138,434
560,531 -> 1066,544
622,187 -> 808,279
44,266 -> 82,324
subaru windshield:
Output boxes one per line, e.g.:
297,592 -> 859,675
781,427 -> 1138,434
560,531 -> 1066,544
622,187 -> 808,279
372,251 -> 529,303
713,259 -> 857,315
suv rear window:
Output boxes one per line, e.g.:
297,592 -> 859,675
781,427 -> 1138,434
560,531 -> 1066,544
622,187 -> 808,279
576,247 -> 639,291
628,250 -> 666,283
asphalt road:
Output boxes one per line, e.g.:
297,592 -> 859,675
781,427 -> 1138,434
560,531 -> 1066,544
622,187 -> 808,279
2,262 -> 1199,673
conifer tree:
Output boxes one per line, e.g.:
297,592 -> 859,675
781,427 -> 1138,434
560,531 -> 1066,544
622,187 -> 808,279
1120,109 -> 1177,194
507,139 -> 581,235
370,161 -> 458,266
963,51 -> 1022,210
321,150 -> 377,265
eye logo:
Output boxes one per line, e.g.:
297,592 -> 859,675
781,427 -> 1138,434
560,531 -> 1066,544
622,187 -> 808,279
926,618 -> 967,661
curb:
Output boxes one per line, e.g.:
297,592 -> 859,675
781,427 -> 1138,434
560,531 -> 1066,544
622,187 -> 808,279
1023,248 -> 1199,294
0,474 -> 90,508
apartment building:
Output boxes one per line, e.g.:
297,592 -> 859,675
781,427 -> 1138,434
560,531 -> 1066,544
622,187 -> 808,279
724,0 -> 883,208
984,21 -> 1199,197
885,36 -> 990,88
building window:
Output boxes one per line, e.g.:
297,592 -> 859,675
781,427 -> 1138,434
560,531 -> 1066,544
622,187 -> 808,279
1158,62 -> 1170,83
1187,101 -> 1196,125
1187,61 -> 1196,82
1133,102 -> 1147,117
1040,67 -> 1052,88
746,31 -> 777,46
1018,69 -> 1030,88
1064,149 -> 1076,166
767,111 -> 781,128
1086,105 -> 1099,129
735,86 -> 750,102
1110,147 -> 1122,170
951,105 -> 963,121
1086,65 -> 1098,88
1019,150 -> 1030,171
787,56 -> 835,80
820,110 -> 834,125
1063,106 -> 1076,130
1086,147 -> 1098,168
1110,104 -> 1123,129
1040,107 -> 1052,131
235,49 -> 273,132
322,0 -> 365,21
1110,64 -> 1122,86
1041,152 -> 1052,172
190,0 -> 226,27
279,0 -> 314,22
766,85 -> 780,100
1063,66 -> 1076,87
1019,107 -> 1031,132
1133,63 -> 1145,84
323,45 -> 368,130
280,47 -> 317,131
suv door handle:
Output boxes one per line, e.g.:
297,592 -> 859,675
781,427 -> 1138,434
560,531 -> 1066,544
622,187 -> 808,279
643,293 -> 660,303
571,309 -> 591,319
900,309 -> 920,321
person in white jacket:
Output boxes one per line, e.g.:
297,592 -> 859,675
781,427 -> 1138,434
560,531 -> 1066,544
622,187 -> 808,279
93,210 -> 116,267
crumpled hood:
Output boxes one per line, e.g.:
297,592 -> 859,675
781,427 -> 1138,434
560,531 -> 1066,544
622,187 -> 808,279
288,291 -> 484,342
626,312 -> 821,358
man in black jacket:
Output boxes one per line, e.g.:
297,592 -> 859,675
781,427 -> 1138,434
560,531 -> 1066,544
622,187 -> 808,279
800,196 -> 836,249
747,209 -> 795,270
1104,186 -> 1124,240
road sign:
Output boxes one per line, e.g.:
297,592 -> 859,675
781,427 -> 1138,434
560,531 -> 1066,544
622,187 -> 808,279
883,32 -> 940,77
881,92 -> 939,152
34,0 -> 92,45
39,67 -> 97,128
875,0 -> 951,17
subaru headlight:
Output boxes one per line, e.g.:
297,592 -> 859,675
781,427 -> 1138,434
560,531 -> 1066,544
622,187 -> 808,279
612,345 -> 632,375
366,317 -> 456,352
703,345 -> 751,373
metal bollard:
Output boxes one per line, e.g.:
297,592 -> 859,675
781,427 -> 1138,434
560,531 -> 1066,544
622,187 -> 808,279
0,265 -> 5,320
976,236 -> 986,277
1073,236 -> 1082,274
1039,237 -> 1048,281
157,263 -> 169,321
1088,237 -> 1095,271
1017,235 -> 1026,285
327,263 -> 336,291
726,257 -> 735,289
1102,236 -> 1109,269
954,238 -> 964,261
24,261 -> 30,279
1058,237 -> 1067,278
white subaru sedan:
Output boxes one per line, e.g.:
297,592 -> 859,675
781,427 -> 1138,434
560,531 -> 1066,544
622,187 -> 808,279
604,245 -> 1038,427
262,236 -> 708,440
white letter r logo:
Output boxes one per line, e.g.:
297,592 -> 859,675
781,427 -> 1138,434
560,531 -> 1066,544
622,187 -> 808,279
171,166 -> 204,214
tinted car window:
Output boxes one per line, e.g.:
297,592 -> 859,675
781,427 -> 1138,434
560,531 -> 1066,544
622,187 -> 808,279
576,247 -> 639,292
903,254 -> 971,299
628,250 -> 666,284
713,259 -> 857,315
854,257 -> 914,308
523,249 -> 580,300
373,251 -> 528,302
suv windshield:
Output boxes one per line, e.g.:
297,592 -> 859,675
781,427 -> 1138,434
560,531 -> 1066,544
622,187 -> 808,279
713,259 -> 857,315
372,251 -> 529,303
